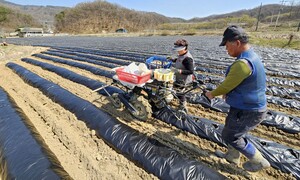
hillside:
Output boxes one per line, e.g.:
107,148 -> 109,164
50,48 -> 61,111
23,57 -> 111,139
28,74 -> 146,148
1,0 -> 299,35
189,4 -> 300,23
55,2 -> 300,34
54,1 -> 172,33
0,0 -> 67,30
0,5 -> 40,33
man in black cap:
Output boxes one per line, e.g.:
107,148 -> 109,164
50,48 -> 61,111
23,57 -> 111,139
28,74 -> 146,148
205,25 -> 270,172
170,39 -> 195,113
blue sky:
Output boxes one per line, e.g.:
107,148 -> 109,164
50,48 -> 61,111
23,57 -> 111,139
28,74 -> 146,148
6,0 -> 289,19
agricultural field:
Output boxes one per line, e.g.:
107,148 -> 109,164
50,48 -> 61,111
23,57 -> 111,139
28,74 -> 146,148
0,36 -> 299,180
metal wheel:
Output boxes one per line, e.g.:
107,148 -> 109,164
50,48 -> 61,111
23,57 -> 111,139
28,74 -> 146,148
111,93 -> 123,109
130,95 -> 152,121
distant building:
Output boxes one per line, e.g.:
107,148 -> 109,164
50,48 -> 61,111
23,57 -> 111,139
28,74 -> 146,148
16,28 -> 44,37
115,28 -> 128,33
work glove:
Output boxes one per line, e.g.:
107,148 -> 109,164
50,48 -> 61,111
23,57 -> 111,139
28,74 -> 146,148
167,56 -> 176,62
171,67 -> 181,74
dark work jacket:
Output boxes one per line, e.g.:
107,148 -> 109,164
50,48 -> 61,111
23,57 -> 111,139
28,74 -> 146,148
175,51 -> 194,85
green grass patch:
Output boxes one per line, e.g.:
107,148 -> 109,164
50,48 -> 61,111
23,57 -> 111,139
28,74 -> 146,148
181,29 -> 197,36
249,34 -> 300,50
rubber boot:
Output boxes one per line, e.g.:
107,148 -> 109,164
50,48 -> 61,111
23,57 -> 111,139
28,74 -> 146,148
240,141 -> 270,172
242,148 -> 270,172
215,145 -> 241,165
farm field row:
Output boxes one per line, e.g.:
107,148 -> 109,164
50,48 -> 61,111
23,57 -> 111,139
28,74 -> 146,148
1,36 -> 299,179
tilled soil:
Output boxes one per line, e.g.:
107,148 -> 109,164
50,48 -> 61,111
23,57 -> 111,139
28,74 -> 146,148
0,45 -> 298,180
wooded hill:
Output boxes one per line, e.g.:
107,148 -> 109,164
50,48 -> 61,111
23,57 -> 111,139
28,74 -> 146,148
55,1 -> 300,33
0,0 -> 67,30
190,4 -> 300,24
0,5 -> 40,32
1,0 -> 299,34
54,1 -> 172,33
158,3 -> 300,32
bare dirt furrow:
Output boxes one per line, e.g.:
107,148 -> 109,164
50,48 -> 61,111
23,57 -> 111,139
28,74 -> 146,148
188,104 -> 300,149
24,56 -> 300,150
201,71 -> 300,91
30,56 -> 115,83
268,104 -> 300,117
0,65 -> 93,179
14,59 -> 296,180
0,63 -> 157,180
2,43 -> 298,179
268,83 -> 300,91
38,53 -> 115,71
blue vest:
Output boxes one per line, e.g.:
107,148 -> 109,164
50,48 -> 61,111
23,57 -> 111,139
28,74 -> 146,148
225,49 -> 267,110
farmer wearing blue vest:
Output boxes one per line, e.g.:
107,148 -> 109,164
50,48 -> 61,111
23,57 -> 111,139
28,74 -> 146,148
205,25 -> 270,172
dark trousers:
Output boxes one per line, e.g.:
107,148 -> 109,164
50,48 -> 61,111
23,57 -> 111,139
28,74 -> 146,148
222,107 -> 267,152
173,83 -> 186,104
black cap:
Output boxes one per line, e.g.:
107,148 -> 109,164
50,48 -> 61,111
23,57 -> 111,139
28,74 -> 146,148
219,25 -> 248,46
